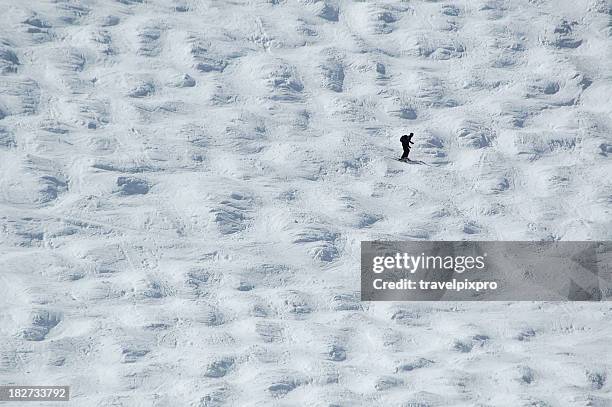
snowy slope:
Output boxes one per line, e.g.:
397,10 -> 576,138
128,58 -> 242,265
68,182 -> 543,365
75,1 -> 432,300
0,0 -> 611,405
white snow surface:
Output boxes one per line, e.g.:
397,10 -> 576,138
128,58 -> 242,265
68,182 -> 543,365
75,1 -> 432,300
1,0 -> 611,405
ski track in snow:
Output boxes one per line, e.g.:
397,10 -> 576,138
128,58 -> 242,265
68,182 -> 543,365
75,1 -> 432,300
0,0 -> 611,405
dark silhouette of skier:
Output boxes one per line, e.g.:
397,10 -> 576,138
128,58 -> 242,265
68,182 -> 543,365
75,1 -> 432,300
400,133 -> 414,160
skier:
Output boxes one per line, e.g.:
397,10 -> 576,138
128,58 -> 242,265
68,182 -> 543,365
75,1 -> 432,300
400,133 -> 414,160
